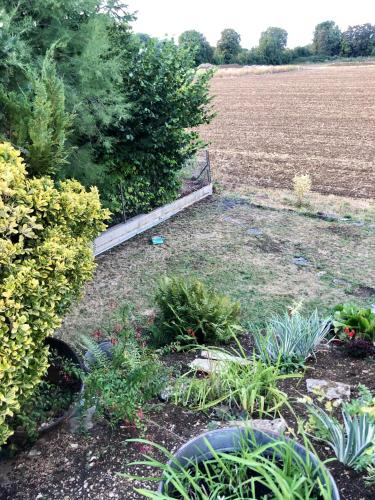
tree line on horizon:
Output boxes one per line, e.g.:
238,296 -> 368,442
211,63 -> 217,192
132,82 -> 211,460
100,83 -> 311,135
177,21 -> 375,66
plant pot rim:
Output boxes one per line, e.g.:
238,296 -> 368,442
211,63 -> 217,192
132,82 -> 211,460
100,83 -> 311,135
157,427 -> 340,499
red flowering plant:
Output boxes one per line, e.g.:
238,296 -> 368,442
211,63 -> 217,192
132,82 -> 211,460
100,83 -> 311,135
333,305 -> 375,358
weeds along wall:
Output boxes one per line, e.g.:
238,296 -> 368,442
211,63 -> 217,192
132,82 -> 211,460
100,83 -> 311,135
0,143 -> 109,445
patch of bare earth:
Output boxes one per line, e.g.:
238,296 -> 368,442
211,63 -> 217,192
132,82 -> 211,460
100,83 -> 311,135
199,65 -> 375,198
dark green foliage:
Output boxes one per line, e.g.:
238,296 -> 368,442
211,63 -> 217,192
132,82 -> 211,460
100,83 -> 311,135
216,29 -> 242,64
341,24 -> 375,57
258,27 -> 289,65
100,35 -> 213,215
178,30 -> 213,66
313,21 -> 341,56
0,0 -> 129,178
153,276 -> 242,346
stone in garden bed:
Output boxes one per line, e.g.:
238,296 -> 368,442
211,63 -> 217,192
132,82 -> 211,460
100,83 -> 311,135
200,350 -> 251,365
306,378 -> 350,400
222,418 -> 287,434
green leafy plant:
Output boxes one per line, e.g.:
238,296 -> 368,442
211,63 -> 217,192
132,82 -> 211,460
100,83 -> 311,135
174,346 -> 299,418
80,324 -> 167,429
333,303 -> 375,342
152,276 -> 242,347
252,310 -> 331,371
125,433 -> 334,499
0,142 -> 109,446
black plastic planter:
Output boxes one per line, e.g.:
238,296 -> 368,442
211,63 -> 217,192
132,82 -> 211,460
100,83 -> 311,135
37,337 -> 84,434
158,427 -> 340,499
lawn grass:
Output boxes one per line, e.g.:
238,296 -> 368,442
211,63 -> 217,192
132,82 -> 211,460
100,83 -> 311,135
60,187 -> 375,343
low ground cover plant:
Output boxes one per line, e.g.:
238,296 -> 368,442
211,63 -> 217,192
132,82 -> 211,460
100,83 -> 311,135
152,276 -> 241,347
252,310 -> 331,371
80,324 -> 167,429
174,347 -> 298,418
127,433 -> 334,499
0,142 -> 108,445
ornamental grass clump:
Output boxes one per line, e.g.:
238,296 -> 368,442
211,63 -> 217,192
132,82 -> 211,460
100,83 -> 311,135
0,142 -> 109,445
152,276 -> 241,346
174,347 -> 299,418
252,310 -> 331,371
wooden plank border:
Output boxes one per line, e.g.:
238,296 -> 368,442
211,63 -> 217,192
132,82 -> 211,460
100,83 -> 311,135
93,183 -> 213,256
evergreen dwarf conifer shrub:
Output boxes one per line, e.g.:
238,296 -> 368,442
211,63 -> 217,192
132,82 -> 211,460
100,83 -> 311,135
0,143 -> 108,445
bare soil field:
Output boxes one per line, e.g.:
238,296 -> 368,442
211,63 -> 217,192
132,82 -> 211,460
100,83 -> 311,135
199,65 -> 375,198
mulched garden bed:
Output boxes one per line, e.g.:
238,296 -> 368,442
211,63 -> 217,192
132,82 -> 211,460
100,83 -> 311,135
0,337 -> 374,500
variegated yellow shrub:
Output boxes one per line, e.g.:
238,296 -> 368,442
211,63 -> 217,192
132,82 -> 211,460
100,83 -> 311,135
0,143 -> 109,445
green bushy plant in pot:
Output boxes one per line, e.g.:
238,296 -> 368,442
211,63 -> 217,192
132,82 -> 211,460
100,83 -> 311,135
126,428 -> 340,499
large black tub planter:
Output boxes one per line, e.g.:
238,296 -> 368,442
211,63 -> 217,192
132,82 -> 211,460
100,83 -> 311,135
158,427 -> 340,499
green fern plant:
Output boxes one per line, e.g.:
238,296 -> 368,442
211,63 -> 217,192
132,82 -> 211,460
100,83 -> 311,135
152,276 -> 242,346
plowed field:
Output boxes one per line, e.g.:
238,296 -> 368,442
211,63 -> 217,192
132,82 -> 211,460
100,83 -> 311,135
199,65 -> 375,198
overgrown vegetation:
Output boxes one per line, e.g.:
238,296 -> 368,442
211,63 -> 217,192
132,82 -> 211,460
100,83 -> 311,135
0,1 -> 213,218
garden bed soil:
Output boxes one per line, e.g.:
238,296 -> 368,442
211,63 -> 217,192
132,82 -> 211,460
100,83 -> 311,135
1,338 -> 374,500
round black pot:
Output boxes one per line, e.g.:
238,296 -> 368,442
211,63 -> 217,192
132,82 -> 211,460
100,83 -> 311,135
158,427 -> 340,499
37,337 -> 84,434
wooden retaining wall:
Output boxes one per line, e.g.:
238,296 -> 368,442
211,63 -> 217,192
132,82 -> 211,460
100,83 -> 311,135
93,183 -> 213,256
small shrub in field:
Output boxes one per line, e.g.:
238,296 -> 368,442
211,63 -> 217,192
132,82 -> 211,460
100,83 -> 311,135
152,276 -> 241,346
0,142 -> 108,445
293,174 -> 312,205
252,310 -> 331,371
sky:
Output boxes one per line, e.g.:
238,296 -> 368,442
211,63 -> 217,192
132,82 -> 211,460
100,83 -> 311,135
126,0 -> 375,48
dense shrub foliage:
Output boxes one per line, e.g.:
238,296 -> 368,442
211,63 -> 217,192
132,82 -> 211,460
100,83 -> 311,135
0,1 -> 213,218
0,143 -> 108,445
153,276 -> 241,346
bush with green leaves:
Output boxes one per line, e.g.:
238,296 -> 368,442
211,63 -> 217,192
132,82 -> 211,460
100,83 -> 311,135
126,433 -> 334,499
101,34 -> 214,216
152,277 -> 242,346
252,310 -> 331,371
80,325 -> 167,428
0,142 -> 108,446
174,347 -> 299,418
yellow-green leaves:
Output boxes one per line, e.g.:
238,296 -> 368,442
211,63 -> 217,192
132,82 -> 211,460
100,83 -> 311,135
0,142 -> 109,445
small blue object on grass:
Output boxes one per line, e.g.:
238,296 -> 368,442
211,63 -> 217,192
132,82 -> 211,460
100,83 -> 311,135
150,236 -> 165,245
